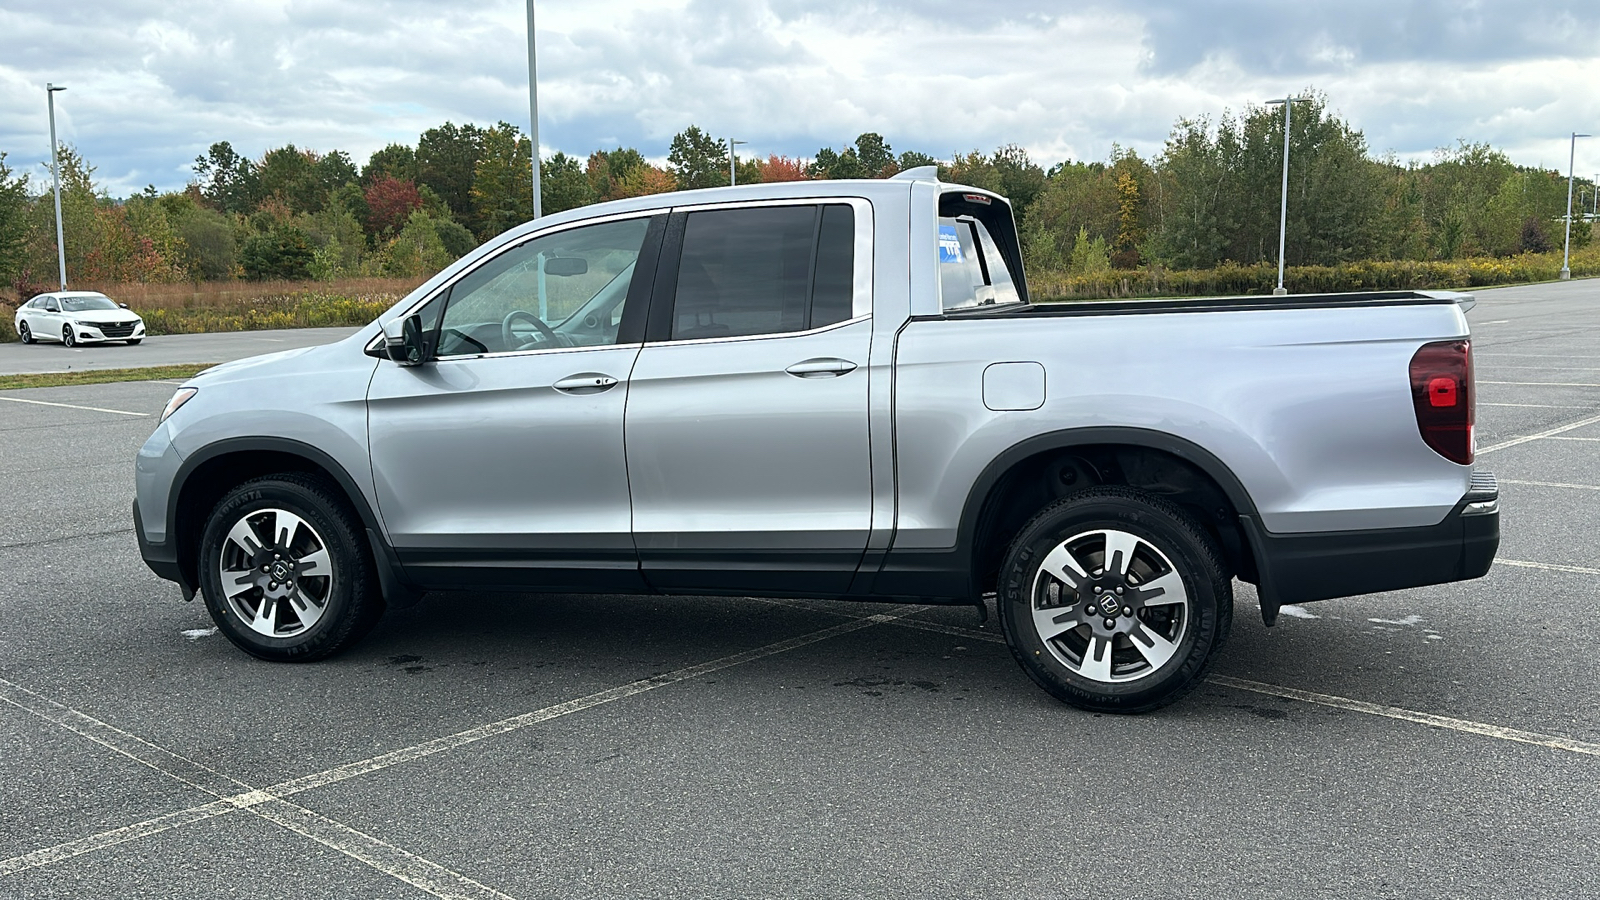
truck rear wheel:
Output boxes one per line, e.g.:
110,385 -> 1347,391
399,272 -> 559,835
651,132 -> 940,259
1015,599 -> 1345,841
198,473 -> 383,662
997,486 -> 1231,713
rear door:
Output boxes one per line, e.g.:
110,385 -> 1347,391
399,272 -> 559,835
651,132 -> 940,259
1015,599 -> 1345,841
625,200 -> 874,595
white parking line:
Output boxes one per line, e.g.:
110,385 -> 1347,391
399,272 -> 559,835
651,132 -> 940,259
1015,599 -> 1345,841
1480,381 -> 1600,387
1481,403 -> 1599,409
1495,558 -> 1600,576
1478,413 -> 1600,454
773,601 -> 1600,760
0,396 -> 149,417
1548,436 -> 1600,442
0,612 -> 912,882
1500,479 -> 1600,491
0,678 -> 518,897
1210,676 -> 1600,758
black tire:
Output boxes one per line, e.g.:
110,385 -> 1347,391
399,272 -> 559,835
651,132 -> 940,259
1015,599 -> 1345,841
62,325 -> 76,348
198,473 -> 383,662
18,321 -> 32,344
126,338 -> 142,345
997,486 -> 1232,714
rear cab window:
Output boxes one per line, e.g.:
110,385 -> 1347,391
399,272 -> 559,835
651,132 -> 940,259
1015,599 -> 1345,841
938,191 -> 1027,312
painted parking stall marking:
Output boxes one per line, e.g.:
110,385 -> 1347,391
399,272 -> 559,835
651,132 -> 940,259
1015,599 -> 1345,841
0,612 -> 915,884
0,396 -> 150,417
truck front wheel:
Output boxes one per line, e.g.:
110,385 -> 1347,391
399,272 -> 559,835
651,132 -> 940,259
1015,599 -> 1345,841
198,473 -> 383,662
997,486 -> 1231,713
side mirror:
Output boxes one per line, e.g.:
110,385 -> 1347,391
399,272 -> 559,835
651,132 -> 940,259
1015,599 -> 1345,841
118,302 -> 130,309
384,314 -> 429,366
543,256 -> 588,277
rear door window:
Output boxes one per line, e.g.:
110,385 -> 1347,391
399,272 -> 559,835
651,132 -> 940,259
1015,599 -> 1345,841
667,204 -> 857,341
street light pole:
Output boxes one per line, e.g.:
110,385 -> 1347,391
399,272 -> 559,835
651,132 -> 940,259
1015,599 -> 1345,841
1266,96 -> 1308,296
47,83 -> 67,290
729,139 -> 746,186
525,0 -> 541,219
1561,132 -> 1590,281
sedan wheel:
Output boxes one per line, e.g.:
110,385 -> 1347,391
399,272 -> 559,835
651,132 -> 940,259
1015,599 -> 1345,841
62,325 -> 76,347
999,486 -> 1231,713
199,474 -> 383,661
18,321 -> 32,344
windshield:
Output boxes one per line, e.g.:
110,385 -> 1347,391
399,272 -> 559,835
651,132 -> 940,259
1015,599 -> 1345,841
60,296 -> 118,312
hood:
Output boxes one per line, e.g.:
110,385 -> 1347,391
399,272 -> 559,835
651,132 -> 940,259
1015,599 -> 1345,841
189,343 -> 327,384
68,309 -> 142,324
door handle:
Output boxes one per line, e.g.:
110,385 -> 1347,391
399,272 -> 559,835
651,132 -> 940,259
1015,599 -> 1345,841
785,358 -> 858,378
553,373 -> 620,394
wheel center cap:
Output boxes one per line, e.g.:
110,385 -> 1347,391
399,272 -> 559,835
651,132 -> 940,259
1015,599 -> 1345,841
1099,595 -> 1121,616
270,561 -> 293,582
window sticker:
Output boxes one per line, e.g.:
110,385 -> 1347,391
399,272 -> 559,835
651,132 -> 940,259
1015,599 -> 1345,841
939,224 -> 964,264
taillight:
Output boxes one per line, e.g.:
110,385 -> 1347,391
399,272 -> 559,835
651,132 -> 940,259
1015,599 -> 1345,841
1409,340 -> 1473,464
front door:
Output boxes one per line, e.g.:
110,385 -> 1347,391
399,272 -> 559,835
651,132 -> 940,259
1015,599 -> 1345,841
626,201 -> 874,595
367,214 -> 663,591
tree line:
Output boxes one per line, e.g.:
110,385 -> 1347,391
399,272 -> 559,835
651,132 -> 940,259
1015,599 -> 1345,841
0,89 -> 1594,297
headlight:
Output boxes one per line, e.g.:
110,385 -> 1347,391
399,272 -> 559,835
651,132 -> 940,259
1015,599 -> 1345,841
161,387 -> 198,423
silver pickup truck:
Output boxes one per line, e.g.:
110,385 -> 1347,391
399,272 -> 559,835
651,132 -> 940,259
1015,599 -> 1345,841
134,169 -> 1498,712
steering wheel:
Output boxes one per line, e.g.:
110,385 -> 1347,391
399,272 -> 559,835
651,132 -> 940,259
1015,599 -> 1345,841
501,309 -> 559,350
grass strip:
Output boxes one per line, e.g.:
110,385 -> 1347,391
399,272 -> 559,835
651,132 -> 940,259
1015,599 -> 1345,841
0,364 -> 218,391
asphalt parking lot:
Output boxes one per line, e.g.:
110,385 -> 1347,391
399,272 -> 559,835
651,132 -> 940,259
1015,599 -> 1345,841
2,281 -> 1597,899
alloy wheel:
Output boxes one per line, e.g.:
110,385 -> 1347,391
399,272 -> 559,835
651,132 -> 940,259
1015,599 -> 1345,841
1029,528 -> 1192,683
217,508 -> 335,638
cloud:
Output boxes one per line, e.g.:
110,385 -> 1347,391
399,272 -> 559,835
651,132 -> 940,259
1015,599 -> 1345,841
0,0 -> 1596,197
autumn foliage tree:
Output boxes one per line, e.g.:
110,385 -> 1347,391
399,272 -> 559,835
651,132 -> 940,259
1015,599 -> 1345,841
363,175 -> 423,236
759,155 -> 809,183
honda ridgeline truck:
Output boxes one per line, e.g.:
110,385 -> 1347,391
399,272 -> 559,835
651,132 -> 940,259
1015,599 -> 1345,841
135,169 -> 1499,712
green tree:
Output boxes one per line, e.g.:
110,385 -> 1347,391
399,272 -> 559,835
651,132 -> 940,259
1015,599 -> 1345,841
378,209 -> 454,278
239,224 -> 314,280
192,141 -> 257,213
668,126 -> 729,190
541,151 -> 595,215
586,147 -> 646,200
416,122 -> 486,222
470,122 -> 534,238
854,133 -> 895,176
363,143 -> 418,185
0,153 -> 29,288
177,207 -> 238,280
897,150 -> 939,171
1069,226 -> 1111,274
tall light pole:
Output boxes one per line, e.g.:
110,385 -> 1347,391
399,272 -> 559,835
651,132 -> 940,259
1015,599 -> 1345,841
1265,95 -> 1309,296
1561,132 -> 1590,281
525,0 -> 541,219
729,138 -> 747,187
46,83 -> 68,290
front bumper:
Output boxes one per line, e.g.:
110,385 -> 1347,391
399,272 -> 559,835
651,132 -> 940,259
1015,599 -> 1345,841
74,321 -> 145,342
1244,472 -> 1499,615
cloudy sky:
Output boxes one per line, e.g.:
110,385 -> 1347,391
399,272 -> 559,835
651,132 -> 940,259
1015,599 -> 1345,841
1,0 -> 1597,196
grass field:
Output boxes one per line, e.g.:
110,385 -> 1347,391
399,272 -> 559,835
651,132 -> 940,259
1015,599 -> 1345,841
0,277 -> 421,342
0,364 -> 217,391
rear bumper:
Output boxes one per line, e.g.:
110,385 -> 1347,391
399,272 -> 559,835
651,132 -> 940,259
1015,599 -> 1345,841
1244,472 -> 1499,610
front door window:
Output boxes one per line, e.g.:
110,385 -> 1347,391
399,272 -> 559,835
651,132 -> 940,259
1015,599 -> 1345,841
433,218 -> 650,357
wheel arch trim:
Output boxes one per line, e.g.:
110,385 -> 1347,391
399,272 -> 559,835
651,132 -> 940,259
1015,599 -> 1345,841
165,437 -> 422,606
958,427 -> 1262,550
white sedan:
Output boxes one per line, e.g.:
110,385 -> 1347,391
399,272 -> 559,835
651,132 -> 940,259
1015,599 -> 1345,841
15,291 -> 145,346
